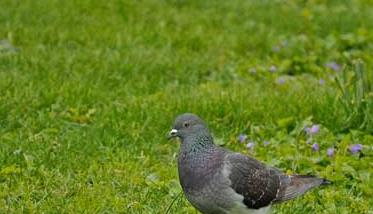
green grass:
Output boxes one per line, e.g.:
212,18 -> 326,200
1,0 -> 373,213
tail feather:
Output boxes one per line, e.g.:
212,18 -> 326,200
320,178 -> 332,185
275,175 -> 331,202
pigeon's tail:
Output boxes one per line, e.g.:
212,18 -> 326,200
275,175 -> 331,202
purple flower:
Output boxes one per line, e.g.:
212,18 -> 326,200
269,65 -> 277,73
263,140 -> 270,146
238,134 -> 247,143
246,142 -> 255,150
319,79 -> 325,85
349,144 -> 363,154
305,124 -> 320,135
327,147 -> 334,157
310,125 -> 320,134
325,61 -> 341,72
276,77 -> 286,85
312,143 -> 319,151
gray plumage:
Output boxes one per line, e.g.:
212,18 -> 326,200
169,113 -> 330,214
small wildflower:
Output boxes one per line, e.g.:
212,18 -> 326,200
325,61 -> 341,72
327,147 -> 334,157
276,77 -> 286,85
305,124 -> 320,135
310,125 -> 320,134
238,134 -> 247,143
246,142 -> 255,150
269,65 -> 277,73
263,140 -> 270,146
312,143 -> 319,151
319,79 -> 325,85
349,144 -> 363,154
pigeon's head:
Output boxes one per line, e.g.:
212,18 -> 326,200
168,113 -> 208,140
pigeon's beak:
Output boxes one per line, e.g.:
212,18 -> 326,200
167,129 -> 178,139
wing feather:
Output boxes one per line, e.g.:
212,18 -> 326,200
225,153 -> 287,209
225,153 -> 331,208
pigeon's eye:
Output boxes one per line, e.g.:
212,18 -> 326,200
183,122 -> 190,128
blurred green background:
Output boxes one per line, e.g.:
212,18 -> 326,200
1,0 -> 373,213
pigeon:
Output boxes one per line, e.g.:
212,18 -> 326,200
168,113 -> 330,214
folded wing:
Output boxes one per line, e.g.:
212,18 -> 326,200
225,153 -> 330,209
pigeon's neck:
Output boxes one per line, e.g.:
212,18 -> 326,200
180,133 -> 215,155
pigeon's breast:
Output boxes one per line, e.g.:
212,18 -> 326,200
182,164 -> 254,214
177,152 -> 239,213
178,150 -> 223,192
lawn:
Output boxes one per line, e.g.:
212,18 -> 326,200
1,0 -> 373,213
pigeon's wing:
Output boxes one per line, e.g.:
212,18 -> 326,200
224,153 -> 330,209
224,153 -> 287,209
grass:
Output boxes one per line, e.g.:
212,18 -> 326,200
1,0 -> 373,213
